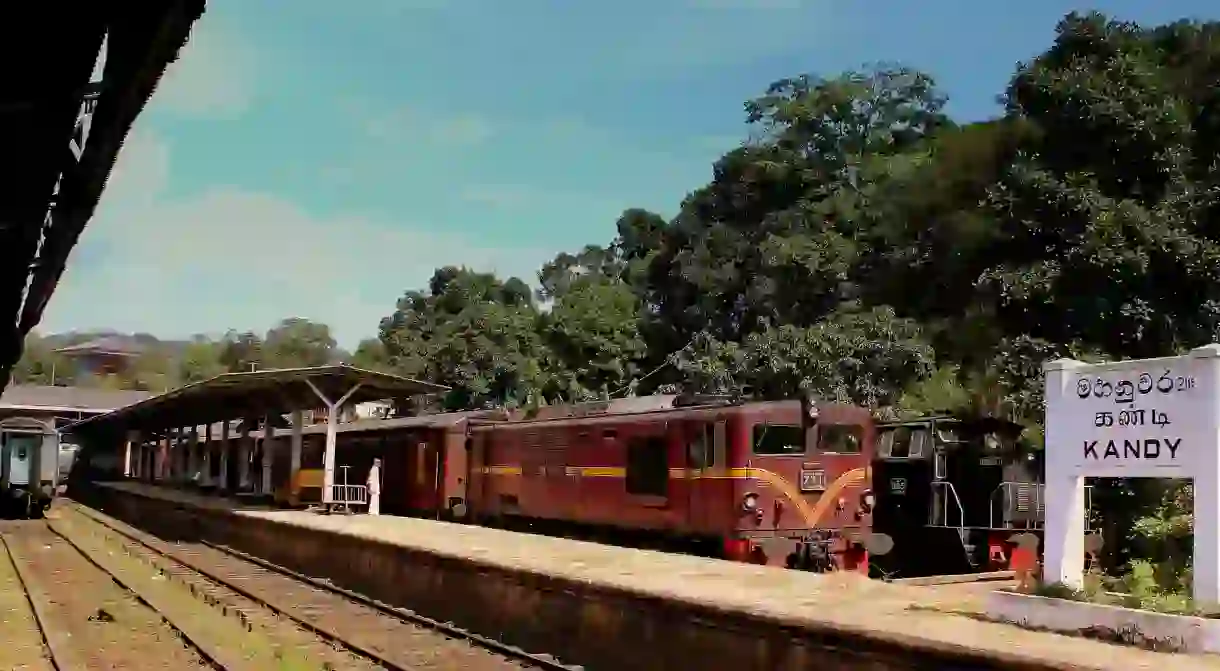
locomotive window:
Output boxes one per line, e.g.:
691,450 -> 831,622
626,437 -> 668,497
881,427 -> 928,459
752,424 -> 804,456
687,425 -> 714,469
818,424 -> 862,454
883,427 -> 911,458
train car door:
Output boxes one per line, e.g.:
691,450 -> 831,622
684,419 -> 717,532
408,434 -> 442,514
380,429 -> 410,516
441,429 -> 470,519
624,419 -> 670,518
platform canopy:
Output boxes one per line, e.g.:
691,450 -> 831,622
66,365 -> 449,437
0,0 -> 207,391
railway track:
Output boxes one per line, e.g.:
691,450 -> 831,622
1,519 -> 231,670
1,526 -> 66,671
60,501 -> 577,671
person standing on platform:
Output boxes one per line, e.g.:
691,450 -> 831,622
367,457 -> 382,516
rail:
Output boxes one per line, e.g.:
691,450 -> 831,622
65,501 -> 576,671
1,531 -> 77,670
929,480 -> 965,529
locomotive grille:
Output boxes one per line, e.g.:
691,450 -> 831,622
1016,486 -> 1031,512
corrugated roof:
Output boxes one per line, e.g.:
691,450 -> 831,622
0,385 -> 153,411
68,365 -> 449,436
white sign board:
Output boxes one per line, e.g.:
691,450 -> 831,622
1048,357 -> 1206,478
1043,345 -> 1220,602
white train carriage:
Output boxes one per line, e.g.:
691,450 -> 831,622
0,417 -> 59,519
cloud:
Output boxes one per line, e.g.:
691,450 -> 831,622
358,104 -> 494,147
460,184 -> 533,209
150,19 -> 258,119
41,131 -> 556,347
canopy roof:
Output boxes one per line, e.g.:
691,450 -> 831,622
68,365 -> 448,436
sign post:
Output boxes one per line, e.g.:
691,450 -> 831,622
1043,344 -> 1220,603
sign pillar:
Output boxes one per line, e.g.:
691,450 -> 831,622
1190,345 -> 1220,602
1043,344 -> 1220,603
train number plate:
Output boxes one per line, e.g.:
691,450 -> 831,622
890,477 -> 907,495
800,469 -> 826,492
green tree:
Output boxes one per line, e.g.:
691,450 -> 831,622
350,338 -> 393,373
379,267 -> 548,409
218,331 -> 264,373
178,338 -> 227,384
543,278 -> 646,400
10,334 -> 76,386
264,318 -> 338,369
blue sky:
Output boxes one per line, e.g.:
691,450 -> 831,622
42,0 -> 1218,348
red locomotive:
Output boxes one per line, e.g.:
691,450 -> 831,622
292,394 -> 878,572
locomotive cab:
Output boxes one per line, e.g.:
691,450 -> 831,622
869,416 -> 1031,578
732,395 -> 875,573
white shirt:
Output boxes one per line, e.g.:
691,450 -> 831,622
366,464 -> 381,495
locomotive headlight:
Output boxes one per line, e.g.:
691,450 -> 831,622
860,490 -> 875,510
742,493 -> 759,512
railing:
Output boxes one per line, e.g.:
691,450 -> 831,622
930,480 -> 965,528
989,482 -> 1095,531
329,484 -> 368,511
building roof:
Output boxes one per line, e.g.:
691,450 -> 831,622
54,335 -> 146,357
69,365 -> 449,437
0,1 -> 207,390
0,385 -> 153,413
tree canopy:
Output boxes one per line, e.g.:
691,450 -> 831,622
367,13 -> 1220,430
13,9 -> 1216,590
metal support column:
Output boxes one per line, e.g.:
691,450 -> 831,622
290,410 -> 303,506
188,425 -> 199,484
123,430 -> 138,478
158,433 -> 169,481
219,422 -> 230,491
201,423 -> 212,487
238,422 -> 250,491
304,380 -> 363,506
262,414 -> 274,496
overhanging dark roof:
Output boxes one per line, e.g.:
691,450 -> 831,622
68,365 -> 449,436
0,0 -> 207,391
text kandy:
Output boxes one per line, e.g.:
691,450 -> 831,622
1082,438 -> 1181,460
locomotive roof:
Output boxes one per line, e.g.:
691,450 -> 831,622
291,409 -> 500,437
473,397 -> 805,431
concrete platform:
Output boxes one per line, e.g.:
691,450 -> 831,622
82,481 -> 1218,671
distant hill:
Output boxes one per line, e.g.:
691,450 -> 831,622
32,330 -> 352,365
36,330 -> 198,359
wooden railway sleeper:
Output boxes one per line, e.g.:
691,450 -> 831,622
65,502 -> 557,671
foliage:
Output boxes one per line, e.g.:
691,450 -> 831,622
10,10 -> 1218,577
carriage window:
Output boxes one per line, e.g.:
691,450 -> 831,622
818,424 -> 863,454
687,425 -> 714,469
626,436 -> 668,496
752,424 -> 804,456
